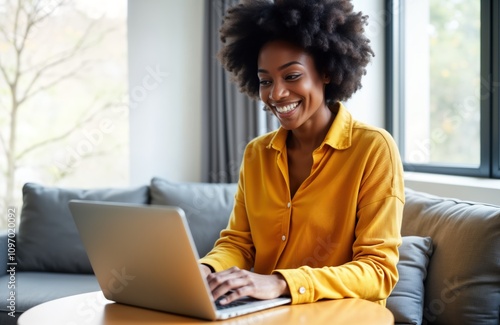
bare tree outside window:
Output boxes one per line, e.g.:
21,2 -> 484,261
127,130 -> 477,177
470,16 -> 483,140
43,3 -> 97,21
401,0 -> 481,167
0,0 -> 128,228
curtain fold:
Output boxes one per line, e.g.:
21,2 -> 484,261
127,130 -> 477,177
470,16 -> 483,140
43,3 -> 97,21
201,0 -> 278,183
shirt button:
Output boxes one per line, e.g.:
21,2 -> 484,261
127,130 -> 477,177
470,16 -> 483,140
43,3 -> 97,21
287,202 -> 291,208
281,235 -> 286,241
299,287 -> 306,294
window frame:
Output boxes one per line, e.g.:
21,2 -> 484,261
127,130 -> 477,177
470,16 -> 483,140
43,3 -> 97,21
385,0 -> 500,179
492,0 -> 500,178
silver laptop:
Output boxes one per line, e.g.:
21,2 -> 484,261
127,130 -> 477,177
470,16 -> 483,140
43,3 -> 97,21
68,200 -> 291,320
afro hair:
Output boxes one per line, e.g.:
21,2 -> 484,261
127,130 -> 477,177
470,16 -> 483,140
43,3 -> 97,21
218,0 -> 374,104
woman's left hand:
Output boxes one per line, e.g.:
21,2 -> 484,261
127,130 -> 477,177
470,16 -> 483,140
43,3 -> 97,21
206,266 -> 290,305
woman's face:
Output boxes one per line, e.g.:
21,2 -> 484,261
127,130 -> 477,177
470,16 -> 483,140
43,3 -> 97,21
257,40 -> 329,130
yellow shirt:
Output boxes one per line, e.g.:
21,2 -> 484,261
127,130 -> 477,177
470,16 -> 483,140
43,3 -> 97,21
199,103 -> 405,305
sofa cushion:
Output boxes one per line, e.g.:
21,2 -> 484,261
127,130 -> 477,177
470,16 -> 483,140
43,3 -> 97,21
150,177 -> 237,257
387,236 -> 433,325
0,272 -> 100,314
17,183 -> 150,273
402,188 -> 500,325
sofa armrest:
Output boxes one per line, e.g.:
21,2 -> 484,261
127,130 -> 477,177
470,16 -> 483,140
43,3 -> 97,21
0,231 -> 7,275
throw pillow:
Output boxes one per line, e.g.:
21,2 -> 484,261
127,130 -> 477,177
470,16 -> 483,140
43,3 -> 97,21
387,236 -> 433,325
17,182 -> 150,273
149,177 -> 237,258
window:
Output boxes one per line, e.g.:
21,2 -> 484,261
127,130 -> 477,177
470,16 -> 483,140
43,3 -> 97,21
0,1 -> 128,228
386,0 -> 500,178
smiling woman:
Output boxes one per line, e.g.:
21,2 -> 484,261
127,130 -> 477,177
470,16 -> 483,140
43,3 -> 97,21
198,0 -> 405,309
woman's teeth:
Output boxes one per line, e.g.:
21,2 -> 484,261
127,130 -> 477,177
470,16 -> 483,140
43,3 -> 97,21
275,102 -> 299,113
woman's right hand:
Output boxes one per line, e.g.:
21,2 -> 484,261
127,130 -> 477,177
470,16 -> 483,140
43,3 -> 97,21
205,266 -> 289,305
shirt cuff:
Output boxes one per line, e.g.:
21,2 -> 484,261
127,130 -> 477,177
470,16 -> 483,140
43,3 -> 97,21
201,263 -> 215,273
198,257 -> 225,273
273,268 -> 313,304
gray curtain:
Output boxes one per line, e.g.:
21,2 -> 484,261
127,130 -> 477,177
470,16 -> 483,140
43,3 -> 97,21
201,0 -> 278,183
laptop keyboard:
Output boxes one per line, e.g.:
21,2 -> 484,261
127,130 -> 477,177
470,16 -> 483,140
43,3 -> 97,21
215,297 -> 252,310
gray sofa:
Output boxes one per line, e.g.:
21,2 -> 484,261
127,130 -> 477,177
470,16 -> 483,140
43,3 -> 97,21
0,178 -> 498,325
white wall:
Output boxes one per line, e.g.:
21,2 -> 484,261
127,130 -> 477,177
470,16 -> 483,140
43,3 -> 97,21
128,0 -> 203,185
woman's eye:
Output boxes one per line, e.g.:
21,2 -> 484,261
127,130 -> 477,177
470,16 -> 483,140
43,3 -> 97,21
286,74 -> 301,81
259,80 -> 271,86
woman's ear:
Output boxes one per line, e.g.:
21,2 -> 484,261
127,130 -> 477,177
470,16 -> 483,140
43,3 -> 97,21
323,74 -> 331,84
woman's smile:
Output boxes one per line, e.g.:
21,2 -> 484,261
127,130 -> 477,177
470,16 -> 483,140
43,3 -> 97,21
272,101 -> 301,114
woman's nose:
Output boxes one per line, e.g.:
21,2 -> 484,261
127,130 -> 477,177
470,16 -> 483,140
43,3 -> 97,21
269,81 -> 289,100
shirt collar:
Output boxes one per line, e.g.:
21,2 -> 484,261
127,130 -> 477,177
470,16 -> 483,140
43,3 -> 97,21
266,102 -> 353,151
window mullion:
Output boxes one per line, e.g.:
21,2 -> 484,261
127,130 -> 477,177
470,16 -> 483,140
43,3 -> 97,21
492,0 -> 500,178
479,0 -> 492,177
